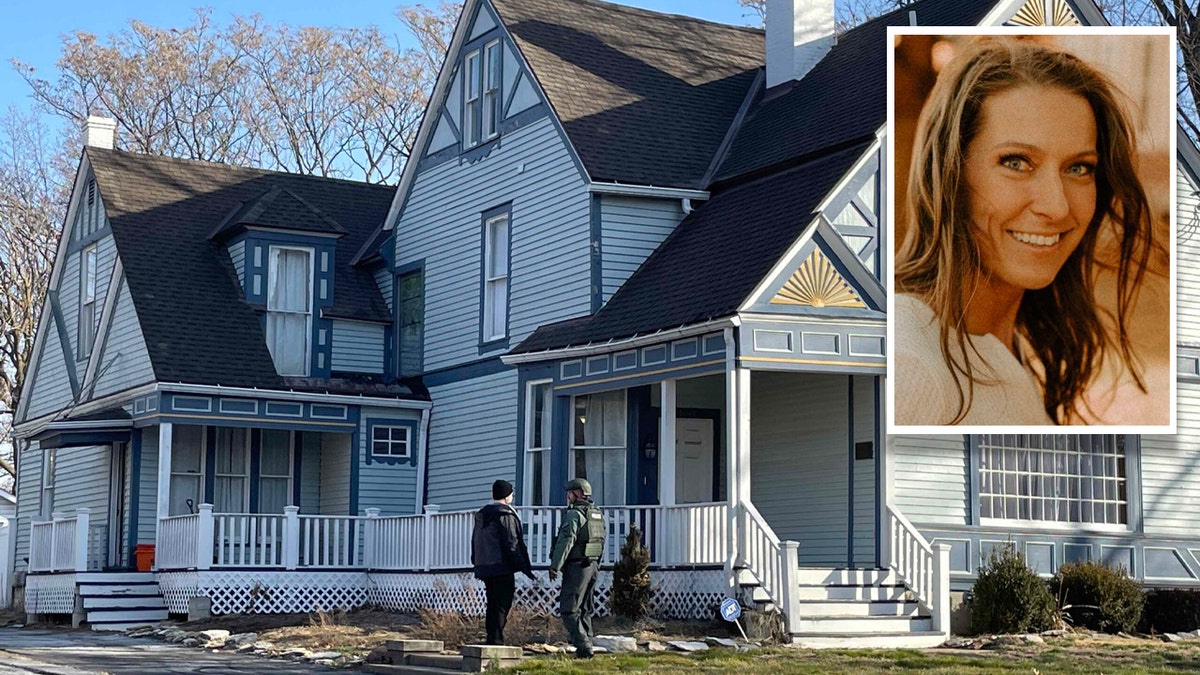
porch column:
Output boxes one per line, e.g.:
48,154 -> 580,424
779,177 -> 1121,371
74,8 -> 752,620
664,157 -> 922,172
659,379 -> 677,506
734,367 -> 751,566
154,423 -> 173,546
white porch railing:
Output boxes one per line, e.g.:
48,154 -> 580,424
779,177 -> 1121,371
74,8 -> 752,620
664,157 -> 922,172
885,505 -> 951,634
740,501 -> 800,631
28,508 -> 97,573
156,502 -> 731,573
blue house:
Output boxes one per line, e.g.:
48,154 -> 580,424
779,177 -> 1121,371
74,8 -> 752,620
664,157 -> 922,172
11,0 -> 1200,647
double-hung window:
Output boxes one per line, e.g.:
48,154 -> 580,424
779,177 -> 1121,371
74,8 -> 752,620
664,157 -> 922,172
397,270 -> 423,377
169,426 -> 204,516
40,448 -> 56,519
371,426 -> 411,459
482,212 -> 509,342
79,244 -> 98,358
464,50 -> 482,147
265,246 -> 313,376
570,390 -> 626,505
978,435 -> 1128,528
259,429 -> 294,514
213,427 -> 250,514
524,381 -> 552,505
483,40 -> 502,140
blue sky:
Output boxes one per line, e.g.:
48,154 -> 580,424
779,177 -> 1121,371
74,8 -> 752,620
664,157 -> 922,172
0,1 -> 755,115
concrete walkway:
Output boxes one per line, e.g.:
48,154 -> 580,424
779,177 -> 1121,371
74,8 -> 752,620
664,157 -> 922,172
0,629 -> 342,674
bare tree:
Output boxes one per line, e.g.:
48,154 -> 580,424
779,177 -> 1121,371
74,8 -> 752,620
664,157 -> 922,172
0,108 -> 70,489
397,2 -> 461,94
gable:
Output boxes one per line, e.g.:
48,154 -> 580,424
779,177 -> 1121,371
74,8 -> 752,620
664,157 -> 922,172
87,274 -> 155,399
1004,0 -> 1082,25
819,145 -> 882,278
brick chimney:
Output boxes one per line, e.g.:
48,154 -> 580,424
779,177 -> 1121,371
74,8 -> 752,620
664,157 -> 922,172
765,0 -> 835,89
82,116 -> 117,150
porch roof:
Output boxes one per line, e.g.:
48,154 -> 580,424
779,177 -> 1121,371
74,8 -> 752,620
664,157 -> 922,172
32,408 -> 133,448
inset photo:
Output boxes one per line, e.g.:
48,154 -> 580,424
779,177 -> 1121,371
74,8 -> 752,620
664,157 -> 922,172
886,28 -> 1176,432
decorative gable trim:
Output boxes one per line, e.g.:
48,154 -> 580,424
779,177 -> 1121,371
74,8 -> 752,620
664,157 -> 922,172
981,0 -> 1106,27
80,258 -> 126,398
770,248 -> 866,309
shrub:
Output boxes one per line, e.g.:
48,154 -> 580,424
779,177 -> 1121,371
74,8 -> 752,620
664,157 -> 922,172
970,545 -> 1057,635
1140,589 -> 1200,634
1053,561 -> 1143,634
610,525 -> 652,621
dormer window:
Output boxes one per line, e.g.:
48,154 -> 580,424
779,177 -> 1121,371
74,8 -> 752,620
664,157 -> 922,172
464,39 -> 503,148
265,245 -> 313,376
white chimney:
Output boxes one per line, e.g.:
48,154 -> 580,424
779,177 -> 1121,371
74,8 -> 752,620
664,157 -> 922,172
765,0 -> 835,89
82,116 -> 117,150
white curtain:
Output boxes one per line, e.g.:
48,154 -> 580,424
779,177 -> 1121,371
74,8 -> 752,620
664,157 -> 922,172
259,430 -> 292,514
169,427 -> 203,515
266,248 -> 312,375
573,391 -> 626,505
214,428 -> 248,514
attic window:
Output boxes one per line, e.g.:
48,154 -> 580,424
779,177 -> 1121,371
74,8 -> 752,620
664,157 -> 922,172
464,50 -> 482,147
464,39 -> 503,148
483,40 -> 502,140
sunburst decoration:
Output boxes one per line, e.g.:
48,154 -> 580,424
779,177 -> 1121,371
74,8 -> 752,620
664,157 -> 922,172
1008,0 -> 1081,26
770,248 -> 866,309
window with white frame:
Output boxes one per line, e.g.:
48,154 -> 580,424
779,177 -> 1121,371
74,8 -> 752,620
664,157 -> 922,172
464,49 -> 482,147
40,447 -> 56,519
978,435 -> 1128,527
259,429 -> 294,514
571,390 -> 626,505
372,425 -> 411,458
482,212 -> 509,342
525,381 -> 552,505
265,246 -> 313,376
483,39 -> 502,140
169,426 -> 204,516
79,244 -> 98,358
213,427 -> 250,513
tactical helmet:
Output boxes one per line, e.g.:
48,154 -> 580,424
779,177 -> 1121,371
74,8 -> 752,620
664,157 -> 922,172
565,478 -> 593,496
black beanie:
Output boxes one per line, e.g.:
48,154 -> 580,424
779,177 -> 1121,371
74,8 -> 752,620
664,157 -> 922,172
492,479 -> 514,500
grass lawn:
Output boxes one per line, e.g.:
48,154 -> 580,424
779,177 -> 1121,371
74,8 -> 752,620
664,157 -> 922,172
510,639 -> 1200,674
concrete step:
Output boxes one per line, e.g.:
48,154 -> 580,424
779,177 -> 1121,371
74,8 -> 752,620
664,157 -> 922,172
77,583 -> 162,597
83,596 -> 167,610
405,654 -> 463,669
794,568 -> 896,586
791,630 -> 947,649
798,584 -> 910,601
795,600 -> 922,617
76,572 -> 155,584
86,608 -> 169,624
795,615 -> 932,634
365,665 -> 459,675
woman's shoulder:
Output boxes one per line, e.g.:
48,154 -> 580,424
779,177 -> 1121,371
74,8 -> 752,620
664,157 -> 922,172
893,294 -> 961,424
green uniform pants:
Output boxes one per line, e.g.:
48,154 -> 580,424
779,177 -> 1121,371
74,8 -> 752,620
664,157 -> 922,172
559,558 -> 598,654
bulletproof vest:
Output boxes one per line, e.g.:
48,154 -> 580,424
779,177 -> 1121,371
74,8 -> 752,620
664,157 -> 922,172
568,502 -> 606,560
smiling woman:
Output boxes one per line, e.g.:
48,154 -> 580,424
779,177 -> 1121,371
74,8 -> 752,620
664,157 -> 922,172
891,34 -> 1172,428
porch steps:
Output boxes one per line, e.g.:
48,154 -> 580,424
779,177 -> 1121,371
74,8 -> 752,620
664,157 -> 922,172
366,640 -> 525,673
77,572 -> 168,632
789,567 -> 939,649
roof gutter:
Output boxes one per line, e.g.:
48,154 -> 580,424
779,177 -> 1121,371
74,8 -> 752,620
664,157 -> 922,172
587,182 -> 710,201
501,317 -> 737,365
157,383 -> 433,411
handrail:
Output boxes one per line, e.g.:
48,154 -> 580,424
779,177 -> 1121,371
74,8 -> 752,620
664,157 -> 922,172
885,505 -> 935,608
740,501 -> 783,604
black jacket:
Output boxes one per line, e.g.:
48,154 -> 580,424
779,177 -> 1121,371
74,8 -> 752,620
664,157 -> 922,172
471,502 -> 533,579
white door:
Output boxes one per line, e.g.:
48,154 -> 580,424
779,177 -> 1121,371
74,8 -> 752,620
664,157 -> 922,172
675,418 -> 714,503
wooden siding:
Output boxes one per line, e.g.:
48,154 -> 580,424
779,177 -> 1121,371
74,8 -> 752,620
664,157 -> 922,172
330,321 -> 385,374
138,427 -> 159,545
300,432 -> 322,514
395,118 -> 590,370
319,433 -> 351,515
53,444 -> 111,559
91,279 -> 155,398
852,375 -> 876,565
13,443 -> 41,574
750,371 -> 850,566
374,267 -> 393,313
229,240 -> 246,287
890,434 -> 969,526
425,369 -> 518,512
1179,161 -> 1200,345
1141,381 -> 1200,537
599,196 -> 681,304
358,407 -> 421,515
25,253 -> 81,421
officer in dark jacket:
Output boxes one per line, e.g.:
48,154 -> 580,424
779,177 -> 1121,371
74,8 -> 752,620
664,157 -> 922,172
549,478 -> 605,659
471,479 -> 534,645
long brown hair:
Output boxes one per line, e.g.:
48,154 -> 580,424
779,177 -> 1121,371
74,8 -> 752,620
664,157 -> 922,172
896,37 -> 1151,423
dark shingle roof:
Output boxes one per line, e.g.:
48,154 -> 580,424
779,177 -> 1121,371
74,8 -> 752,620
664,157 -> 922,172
490,0 -> 764,189
513,142 -> 868,353
211,186 -> 348,240
88,148 -> 401,390
715,0 -> 995,183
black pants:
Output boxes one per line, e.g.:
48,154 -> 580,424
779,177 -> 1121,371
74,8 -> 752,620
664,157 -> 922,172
483,574 -> 516,645
559,559 -> 598,654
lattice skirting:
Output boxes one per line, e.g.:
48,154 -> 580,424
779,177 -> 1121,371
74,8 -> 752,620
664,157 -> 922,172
156,568 -> 725,619
157,571 -> 201,614
25,573 -> 77,615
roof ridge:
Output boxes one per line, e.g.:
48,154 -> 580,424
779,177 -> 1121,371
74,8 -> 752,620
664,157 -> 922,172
493,0 -> 764,36
86,147 -> 397,192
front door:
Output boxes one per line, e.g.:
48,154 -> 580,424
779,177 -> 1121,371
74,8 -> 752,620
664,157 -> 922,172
675,418 -> 714,503
108,442 -> 128,568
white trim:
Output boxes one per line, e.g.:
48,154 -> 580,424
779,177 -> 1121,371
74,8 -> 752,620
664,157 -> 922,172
156,383 -> 432,410
482,212 -> 509,342
738,312 -> 885,328
13,382 -> 159,437
414,407 -> 430,515
81,260 -> 126,392
586,182 -> 710,200
501,318 -> 735,364
978,518 -> 1131,535
522,379 -> 553,506
369,425 -> 413,459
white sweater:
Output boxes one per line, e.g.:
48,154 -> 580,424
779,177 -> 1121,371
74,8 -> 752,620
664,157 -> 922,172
894,294 -> 1053,426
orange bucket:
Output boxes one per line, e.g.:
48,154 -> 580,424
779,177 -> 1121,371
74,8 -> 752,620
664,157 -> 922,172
135,544 -> 155,571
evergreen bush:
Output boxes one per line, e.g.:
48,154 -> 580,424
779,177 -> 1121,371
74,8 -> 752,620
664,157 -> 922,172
610,525 -> 652,621
970,545 -> 1057,635
1054,562 -> 1143,634
1141,589 -> 1200,634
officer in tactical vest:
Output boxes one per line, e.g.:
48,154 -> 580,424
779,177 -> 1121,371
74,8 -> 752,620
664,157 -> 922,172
548,478 -> 606,659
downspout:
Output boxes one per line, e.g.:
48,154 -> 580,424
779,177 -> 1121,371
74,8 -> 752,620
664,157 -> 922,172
682,198 -> 695,216
415,406 -> 431,515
